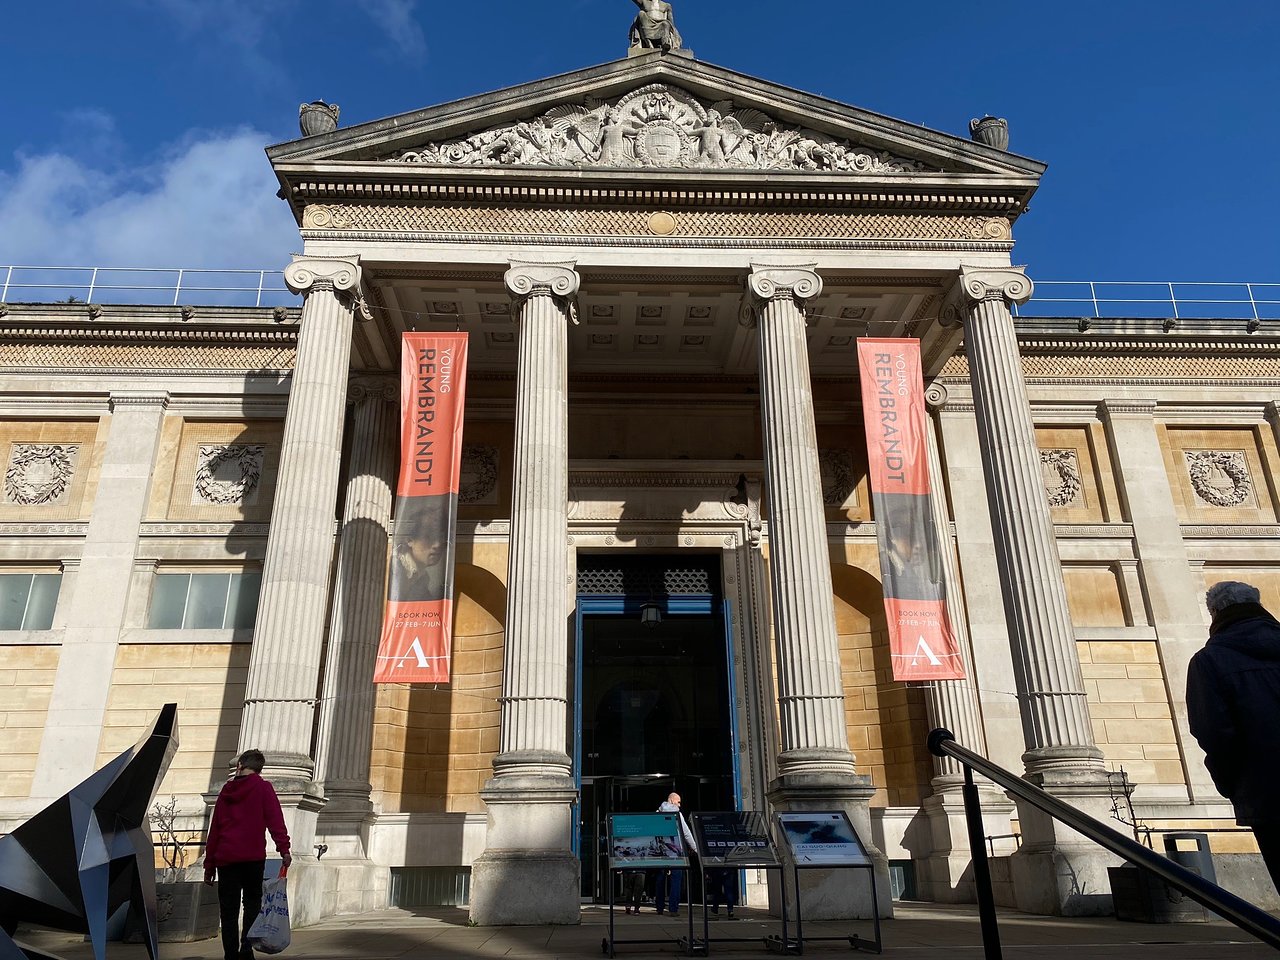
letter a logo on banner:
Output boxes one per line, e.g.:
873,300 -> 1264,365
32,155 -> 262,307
375,333 -> 468,684
856,338 -> 965,682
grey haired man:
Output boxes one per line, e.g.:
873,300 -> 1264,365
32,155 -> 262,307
1187,581 -> 1280,891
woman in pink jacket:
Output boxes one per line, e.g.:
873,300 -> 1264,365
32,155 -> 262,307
203,750 -> 292,960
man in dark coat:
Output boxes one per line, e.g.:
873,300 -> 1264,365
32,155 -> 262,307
1186,581 -> 1280,890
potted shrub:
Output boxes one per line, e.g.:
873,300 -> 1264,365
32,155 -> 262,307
127,797 -> 220,942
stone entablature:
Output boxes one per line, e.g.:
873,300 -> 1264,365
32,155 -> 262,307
389,83 -> 932,175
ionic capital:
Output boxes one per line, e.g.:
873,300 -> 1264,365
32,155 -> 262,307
347,375 -> 398,405
958,265 -> 1033,308
284,255 -> 362,296
741,264 -> 823,328
747,264 -> 823,304
505,262 -> 580,324
924,381 -> 950,410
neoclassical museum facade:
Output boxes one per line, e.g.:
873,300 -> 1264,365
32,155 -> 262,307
1,45 -> 1277,924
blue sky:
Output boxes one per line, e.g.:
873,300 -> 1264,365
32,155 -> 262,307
1,0 -> 1277,286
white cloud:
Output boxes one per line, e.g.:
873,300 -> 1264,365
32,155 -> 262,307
361,0 -> 427,58
0,129 -> 299,271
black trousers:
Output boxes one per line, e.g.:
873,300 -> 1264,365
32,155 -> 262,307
1253,823 -> 1280,893
216,860 -> 265,960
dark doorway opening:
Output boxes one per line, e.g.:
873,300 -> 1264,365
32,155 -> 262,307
574,554 -> 738,903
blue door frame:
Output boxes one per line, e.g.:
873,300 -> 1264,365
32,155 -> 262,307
571,592 -> 742,857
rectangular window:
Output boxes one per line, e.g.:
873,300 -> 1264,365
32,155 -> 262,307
147,572 -> 262,630
0,573 -> 62,630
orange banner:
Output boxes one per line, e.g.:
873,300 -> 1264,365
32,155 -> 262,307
857,338 -> 965,681
374,333 -> 468,684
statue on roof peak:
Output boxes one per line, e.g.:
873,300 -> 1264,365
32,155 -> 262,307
629,0 -> 683,54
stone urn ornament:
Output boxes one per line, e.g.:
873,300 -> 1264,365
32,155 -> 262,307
969,116 -> 1009,151
299,101 -> 340,137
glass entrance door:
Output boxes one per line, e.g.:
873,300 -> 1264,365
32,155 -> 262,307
574,555 -> 739,902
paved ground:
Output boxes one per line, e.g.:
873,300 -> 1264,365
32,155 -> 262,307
17,902 -> 1278,960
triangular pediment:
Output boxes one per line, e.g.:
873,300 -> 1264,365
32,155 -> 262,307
268,55 -> 1044,184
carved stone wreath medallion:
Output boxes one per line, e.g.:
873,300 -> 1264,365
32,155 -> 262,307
1185,450 -> 1252,508
193,444 -> 264,506
459,444 -> 499,505
1039,449 -> 1083,508
4,444 -> 79,506
819,449 -> 856,507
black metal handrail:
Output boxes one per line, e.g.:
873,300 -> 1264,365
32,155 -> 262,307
927,728 -> 1280,956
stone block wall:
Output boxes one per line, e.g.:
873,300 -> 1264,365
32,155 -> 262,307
0,645 -> 59,799
95,643 -> 250,797
1078,640 -> 1183,787
832,545 -> 933,808
371,545 -> 506,813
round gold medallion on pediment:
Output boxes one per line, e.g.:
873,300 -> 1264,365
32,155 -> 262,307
647,211 -> 678,236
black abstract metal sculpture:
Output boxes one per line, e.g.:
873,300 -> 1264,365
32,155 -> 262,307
0,702 -> 179,960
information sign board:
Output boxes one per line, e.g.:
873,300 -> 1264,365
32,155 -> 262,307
608,813 -> 688,868
775,811 -> 872,866
690,811 -> 779,866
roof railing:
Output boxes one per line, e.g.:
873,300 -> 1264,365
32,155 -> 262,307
0,266 -> 294,308
1,267 -> 1277,320
1013,280 -> 1280,321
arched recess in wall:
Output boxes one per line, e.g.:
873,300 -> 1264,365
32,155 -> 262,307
371,562 -> 506,813
830,562 -> 934,809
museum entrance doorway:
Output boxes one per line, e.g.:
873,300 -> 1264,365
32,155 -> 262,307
574,553 -> 739,903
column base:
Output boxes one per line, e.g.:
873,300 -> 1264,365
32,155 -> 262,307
917,777 -> 1016,904
468,767 -> 580,926
767,769 -> 893,920
1010,766 -> 1127,916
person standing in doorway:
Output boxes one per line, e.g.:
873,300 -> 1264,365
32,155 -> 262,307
204,749 -> 292,960
654,792 -> 696,916
1186,581 -> 1280,891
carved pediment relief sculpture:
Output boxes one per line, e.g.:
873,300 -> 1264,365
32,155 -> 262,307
391,84 -> 931,174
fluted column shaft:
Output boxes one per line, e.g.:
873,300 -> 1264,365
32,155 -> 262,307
241,256 -> 363,780
748,265 -> 855,778
958,267 -> 1102,774
921,387 -> 989,781
314,378 -> 397,811
496,262 -> 579,774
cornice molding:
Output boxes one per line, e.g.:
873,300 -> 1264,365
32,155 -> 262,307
286,179 -> 1027,214
109,391 -> 169,410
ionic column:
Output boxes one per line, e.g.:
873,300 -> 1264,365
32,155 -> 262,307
469,262 -> 580,926
920,384 -> 990,778
240,256 -> 364,786
314,376 -> 398,831
30,391 -> 169,800
918,384 -> 1015,903
958,267 -> 1102,775
746,264 -> 888,920
959,267 -> 1119,917
746,264 -> 855,779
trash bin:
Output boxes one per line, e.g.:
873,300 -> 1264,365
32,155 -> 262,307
1163,832 -> 1217,886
